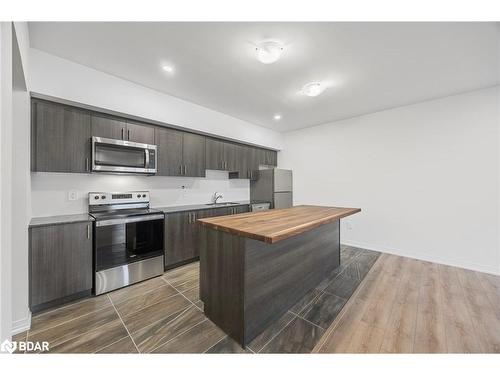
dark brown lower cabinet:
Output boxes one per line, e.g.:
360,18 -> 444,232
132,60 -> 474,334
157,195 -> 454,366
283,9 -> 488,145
29,221 -> 93,313
164,205 -> 249,269
164,211 -> 197,268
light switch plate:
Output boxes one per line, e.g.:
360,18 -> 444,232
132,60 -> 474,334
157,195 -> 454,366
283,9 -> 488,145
68,190 -> 78,201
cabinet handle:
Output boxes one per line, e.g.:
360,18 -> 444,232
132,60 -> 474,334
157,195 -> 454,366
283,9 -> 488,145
121,128 -> 124,140
184,165 -> 187,175
87,224 -> 90,239
128,129 -> 130,140
85,157 -> 89,171
180,165 -> 183,175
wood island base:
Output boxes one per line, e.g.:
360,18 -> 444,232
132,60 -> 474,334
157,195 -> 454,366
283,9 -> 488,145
199,220 -> 340,347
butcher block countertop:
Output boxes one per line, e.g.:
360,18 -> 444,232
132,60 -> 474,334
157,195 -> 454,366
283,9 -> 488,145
197,205 -> 361,244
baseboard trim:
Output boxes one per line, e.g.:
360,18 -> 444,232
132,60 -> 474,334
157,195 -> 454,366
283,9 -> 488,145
342,240 -> 500,276
12,312 -> 31,335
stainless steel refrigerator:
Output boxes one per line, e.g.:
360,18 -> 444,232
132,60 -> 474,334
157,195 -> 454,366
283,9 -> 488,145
250,168 -> 293,209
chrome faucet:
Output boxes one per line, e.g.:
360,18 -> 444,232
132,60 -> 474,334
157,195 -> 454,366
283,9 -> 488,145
213,192 -> 223,204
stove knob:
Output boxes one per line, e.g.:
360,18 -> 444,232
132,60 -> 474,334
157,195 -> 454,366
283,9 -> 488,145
137,194 -> 141,198
94,196 -> 99,200
142,194 -> 146,198
101,195 -> 106,199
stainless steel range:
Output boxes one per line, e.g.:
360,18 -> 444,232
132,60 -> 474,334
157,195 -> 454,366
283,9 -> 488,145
89,191 -> 164,295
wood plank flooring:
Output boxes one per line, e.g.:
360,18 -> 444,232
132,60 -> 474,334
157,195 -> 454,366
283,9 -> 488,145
14,246 -> 500,354
314,254 -> 500,353
14,245 -> 378,354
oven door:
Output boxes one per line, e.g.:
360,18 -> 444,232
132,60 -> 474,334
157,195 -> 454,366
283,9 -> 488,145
92,137 -> 157,174
94,214 -> 164,272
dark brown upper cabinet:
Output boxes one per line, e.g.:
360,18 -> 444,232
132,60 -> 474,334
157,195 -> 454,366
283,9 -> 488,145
205,138 -> 225,170
31,100 -> 91,173
31,98 -> 276,178
125,121 -> 155,144
29,221 -> 93,313
155,127 -> 183,176
244,146 -> 259,180
91,114 -> 154,144
230,146 -> 277,180
182,132 -> 206,177
266,149 -> 278,166
91,114 -> 126,140
155,127 -> 206,178
206,138 -> 250,176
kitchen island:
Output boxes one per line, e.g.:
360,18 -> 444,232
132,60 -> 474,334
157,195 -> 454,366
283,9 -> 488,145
197,205 -> 361,347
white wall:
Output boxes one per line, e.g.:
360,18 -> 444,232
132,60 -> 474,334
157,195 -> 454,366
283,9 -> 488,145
10,22 -> 31,335
11,89 -> 30,334
0,21 -> 14,342
31,170 -> 249,217
280,87 -> 500,275
29,48 -> 283,150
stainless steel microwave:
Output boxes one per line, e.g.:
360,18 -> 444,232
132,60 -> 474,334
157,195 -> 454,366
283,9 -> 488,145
92,137 -> 157,174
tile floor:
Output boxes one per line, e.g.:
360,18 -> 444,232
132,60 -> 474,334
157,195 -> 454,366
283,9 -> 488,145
13,245 -> 379,354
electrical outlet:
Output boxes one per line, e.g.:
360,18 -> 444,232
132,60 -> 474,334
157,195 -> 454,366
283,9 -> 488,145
68,190 -> 78,201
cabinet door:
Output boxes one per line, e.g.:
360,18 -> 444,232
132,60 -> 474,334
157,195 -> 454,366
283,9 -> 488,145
29,221 -> 93,312
191,209 -> 214,257
91,114 -> 126,140
183,133 -> 206,177
155,127 -> 183,176
165,211 -> 198,267
205,138 -> 224,170
208,207 -> 231,217
266,149 -> 278,166
247,147 -> 260,180
233,205 -> 249,214
256,148 -> 268,167
32,100 -> 91,173
126,121 -> 155,144
236,145 -> 249,178
224,142 -> 240,172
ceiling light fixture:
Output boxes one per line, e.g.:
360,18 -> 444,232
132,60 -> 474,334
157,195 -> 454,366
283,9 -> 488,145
255,41 -> 284,64
301,82 -> 326,97
273,114 -> 282,121
162,65 -> 174,73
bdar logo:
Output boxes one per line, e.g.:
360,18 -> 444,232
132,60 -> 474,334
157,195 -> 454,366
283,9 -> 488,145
1,339 -> 16,354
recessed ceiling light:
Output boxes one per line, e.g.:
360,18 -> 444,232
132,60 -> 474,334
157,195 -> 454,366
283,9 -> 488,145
162,65 -> 174,73
273,114 -> 282,121
301,82 -> 326,97
255,41 -> 284,64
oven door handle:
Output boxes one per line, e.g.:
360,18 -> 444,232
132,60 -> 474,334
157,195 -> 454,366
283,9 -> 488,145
96,214 -> 165,227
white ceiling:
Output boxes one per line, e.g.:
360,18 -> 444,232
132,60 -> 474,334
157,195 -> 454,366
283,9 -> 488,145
29,22 -> 499,132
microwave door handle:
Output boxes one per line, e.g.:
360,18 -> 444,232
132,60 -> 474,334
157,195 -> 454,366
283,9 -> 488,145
145,148 -> 150,168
